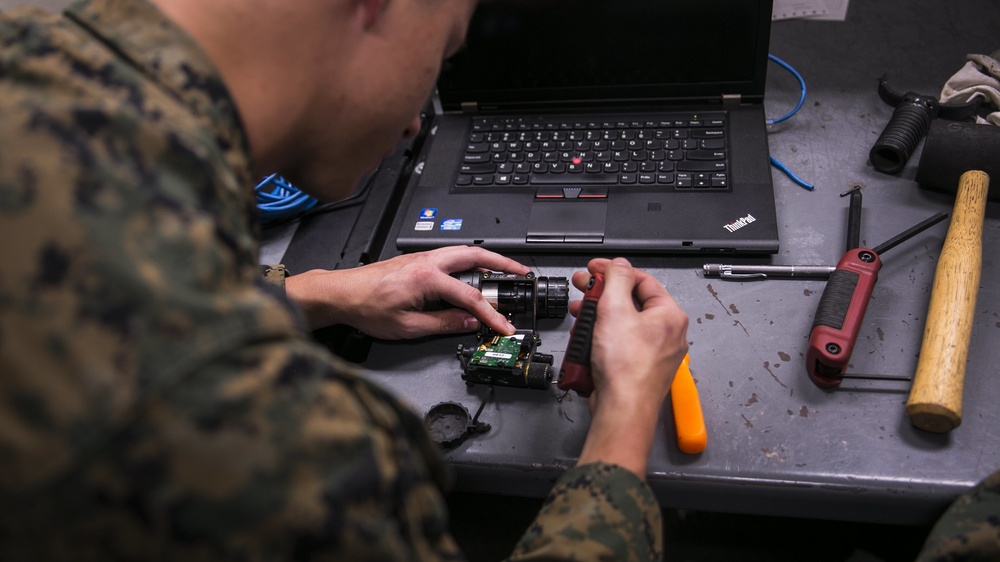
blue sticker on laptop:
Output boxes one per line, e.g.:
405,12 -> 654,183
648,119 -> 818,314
419,208 -> 438,219
440,218 -> 463,231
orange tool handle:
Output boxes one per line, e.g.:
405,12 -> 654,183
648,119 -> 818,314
670,354 -> 707,454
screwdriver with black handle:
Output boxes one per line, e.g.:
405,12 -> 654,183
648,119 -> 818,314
557,272 -> 707,454
557,273 -> 604,397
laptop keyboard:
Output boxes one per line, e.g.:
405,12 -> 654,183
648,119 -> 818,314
457,112 -> 729,191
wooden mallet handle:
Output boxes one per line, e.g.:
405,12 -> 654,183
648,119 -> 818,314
906,170 -> 989,433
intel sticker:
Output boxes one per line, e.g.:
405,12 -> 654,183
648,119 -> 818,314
414,221 -> 434,231
440,218 -> 463,231
419,208 -> 438,219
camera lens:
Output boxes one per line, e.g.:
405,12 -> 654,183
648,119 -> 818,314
455,271 -> 569,319
534,277 -> 568,319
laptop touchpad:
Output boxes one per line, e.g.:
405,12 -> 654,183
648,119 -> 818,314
526,200 -> 607,243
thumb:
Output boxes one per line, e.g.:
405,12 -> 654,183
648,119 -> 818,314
598,258 -> 637,312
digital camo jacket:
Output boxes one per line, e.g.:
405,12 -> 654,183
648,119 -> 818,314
0,0 -> 663,559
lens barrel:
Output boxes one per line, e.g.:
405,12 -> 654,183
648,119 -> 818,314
457,271 -> 569,319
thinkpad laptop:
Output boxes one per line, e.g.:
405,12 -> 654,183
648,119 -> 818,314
395,0 -> 779,254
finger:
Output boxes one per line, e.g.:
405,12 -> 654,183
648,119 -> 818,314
586,257 -> 613,275
432,273 -> 516,334
400,310 -> 483,337
430,246 -> 531,275
596,257 -> 637,312
571,270 -> 592,291
632,270 -> 680,313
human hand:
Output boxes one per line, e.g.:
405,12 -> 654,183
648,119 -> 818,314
284,246 -> 532,339
573,257 -> 689,478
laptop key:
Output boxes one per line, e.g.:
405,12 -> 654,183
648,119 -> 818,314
691,129 -> 725,139
687,150 -> 726,160
461,163 -> 496,174
530,173 -> 619,185
463,153 -> 491,164
677,161 -> 727,172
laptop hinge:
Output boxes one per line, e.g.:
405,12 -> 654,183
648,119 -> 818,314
460,102 -> 479,114
722,94 -> 742,107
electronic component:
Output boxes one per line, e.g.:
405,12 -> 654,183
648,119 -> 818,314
453,271 -> 566,390
457,330 -> 554,389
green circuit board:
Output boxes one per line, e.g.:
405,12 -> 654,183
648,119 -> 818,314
470,333 -> 526,368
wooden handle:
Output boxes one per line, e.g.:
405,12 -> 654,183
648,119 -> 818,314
906,170 -> 989,433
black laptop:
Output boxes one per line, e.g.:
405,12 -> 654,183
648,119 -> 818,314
394,0 -> 779,255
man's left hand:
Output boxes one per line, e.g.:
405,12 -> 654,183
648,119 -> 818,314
284,246 -> 531,339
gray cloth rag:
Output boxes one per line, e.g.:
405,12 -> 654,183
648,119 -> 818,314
940,49 -> 1000,126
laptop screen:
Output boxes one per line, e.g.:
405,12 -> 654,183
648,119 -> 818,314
437,0 -> 772,111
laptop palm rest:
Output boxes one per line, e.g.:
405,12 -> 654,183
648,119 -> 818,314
526,200 -> 607,243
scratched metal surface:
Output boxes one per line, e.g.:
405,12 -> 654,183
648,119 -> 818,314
258,0 -> 1000,525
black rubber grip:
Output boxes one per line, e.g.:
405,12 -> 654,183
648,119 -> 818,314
812,269 -> 859,330
565,300 -> 598,365
870,103 -> 934,174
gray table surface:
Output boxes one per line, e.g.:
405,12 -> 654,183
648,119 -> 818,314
271,0 -> 1000,526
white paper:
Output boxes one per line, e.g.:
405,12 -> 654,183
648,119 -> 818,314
802,0 -> 850,21
773,0 -> 850,22
772,0 -> 828,21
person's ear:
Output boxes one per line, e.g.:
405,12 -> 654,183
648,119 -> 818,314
356,0 -> 387,29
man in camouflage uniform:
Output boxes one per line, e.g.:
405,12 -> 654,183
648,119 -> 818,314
0,0 -> 694,559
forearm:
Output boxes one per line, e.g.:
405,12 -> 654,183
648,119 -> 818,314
577,397 -> 661,479
284,270 -> 347,330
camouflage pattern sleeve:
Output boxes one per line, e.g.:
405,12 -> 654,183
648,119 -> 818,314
0,1 -> 664,560
508,462 -> 663,562
0,1 -> 464,559
261,264 -> 290,292
915,468 -> 1000,562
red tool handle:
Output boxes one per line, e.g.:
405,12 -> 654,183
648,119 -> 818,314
806,248 -> 882,388
557,273 -> 605,397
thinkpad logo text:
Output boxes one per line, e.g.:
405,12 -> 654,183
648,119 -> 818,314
723,213 -> 756,233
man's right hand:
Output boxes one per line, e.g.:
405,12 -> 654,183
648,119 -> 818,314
572,257 -> 689,479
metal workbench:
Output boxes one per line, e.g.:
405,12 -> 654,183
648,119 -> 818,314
269,0 -> 1000,526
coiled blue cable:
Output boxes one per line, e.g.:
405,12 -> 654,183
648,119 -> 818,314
766,54 -> 807,125
766,53 -> 814,190
254,173 -> 318,223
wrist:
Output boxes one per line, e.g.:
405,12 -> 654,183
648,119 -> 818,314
285,270 -> 348,330
578,398 -> 661,479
